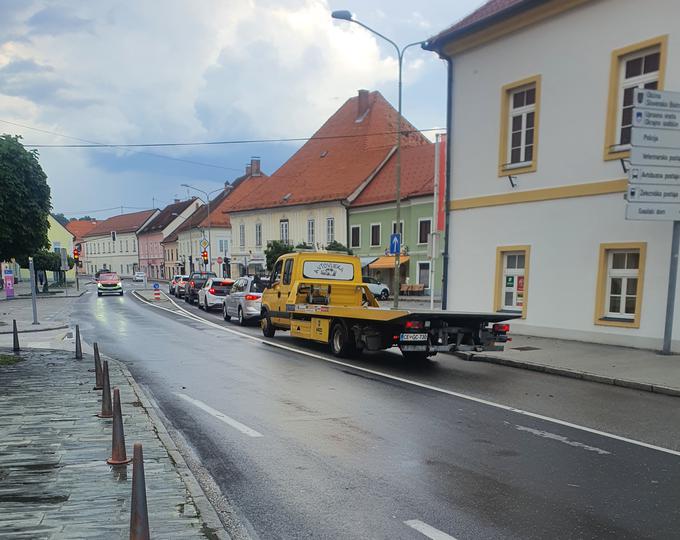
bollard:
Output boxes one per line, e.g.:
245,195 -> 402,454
130,443 -> 150,540
107,388 -> 131,465
98,360 -> 113,418
93,343 -> 103,390
75,325 -> 83,360
12,320 -> 20,352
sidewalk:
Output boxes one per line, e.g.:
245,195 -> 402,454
0,285 -> 83,335
0,346 -> 226,538
462,334 -> 680,397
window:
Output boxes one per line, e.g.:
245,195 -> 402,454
498,75 -> 540,175
605,36 -> 667,160
307,219 -> 315,246
370,224 -> 381,247
280,219 -> 289,244
595,243 -> 646,328
239,224 -> 245,248
494,246 -> 530,318
282,259 -> 293,285
219,239 -> 228,253
391,221 -> 404,241
255,223 -> 262,248
119,241 -> 123,252
126,240 -> 129,252
418,219 -> 431,245
350,225 -> 360,248
418,261 -> 430,289
133,240 -> 137,253
326,218 -> 335,244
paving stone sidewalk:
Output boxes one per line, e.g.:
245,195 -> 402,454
0,347 -> 221,539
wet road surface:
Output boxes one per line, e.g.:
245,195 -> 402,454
73,283 -> 680,539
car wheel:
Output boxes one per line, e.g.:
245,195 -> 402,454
329,321 -> 356,358
261,310 -> 275,337
380,289 -> 389,300
184,294 -> 189,303
223,305 -> 231,321
198,298 -> 203,310
120,291 -> 124,296
238,307 -> 246,326
97,292 -> 102,297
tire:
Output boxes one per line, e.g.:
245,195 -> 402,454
184,294 -> 190,303
329,321 -> 356,358
401,350 -> 432,362
119,291 -> 123,296
261,310 -> 276,338
380,289 -> 389,300
223,304 -> 231,321
198,298 -> 204,310
97,292 -> 102,297
238,307 -> 246,326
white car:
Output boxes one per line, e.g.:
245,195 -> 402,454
197,278 -> 234,311
133,271 -> 146,282
362,276 -> 390,300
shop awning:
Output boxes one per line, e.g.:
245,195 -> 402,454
360,256 -> 378,267
367,256 -> 410,269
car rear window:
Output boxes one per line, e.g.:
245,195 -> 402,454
250,281 -> 266,293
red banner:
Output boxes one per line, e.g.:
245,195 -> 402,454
435,133 -> 447,232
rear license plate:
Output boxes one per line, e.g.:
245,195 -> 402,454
400,333 -> 428,342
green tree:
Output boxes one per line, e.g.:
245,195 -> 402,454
77,215 -> 94,221
0,135 -> 51,261
52,213 -> 69,226
326,240 -> 351,254
264,240 -> 294,271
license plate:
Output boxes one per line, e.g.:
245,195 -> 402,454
400,333 -> 428,342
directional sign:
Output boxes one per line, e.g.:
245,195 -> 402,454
632,108 -> 680,130
634,89 -> 680,112
152,282 -> 160,290
628,165 -> 680,185
628,184 -> 680,204
389,233 -> 400,255
200,238 -> 209,249
631,127 -> 680,149
625,203 -> 680,221
630,146 -> 680,168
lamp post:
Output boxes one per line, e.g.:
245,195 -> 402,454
180,185 -> 223,272
331,10 -> 425,309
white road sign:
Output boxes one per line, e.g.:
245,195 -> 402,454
630,146 -> 680,167
627,184 -> 680,204
628,165 -> 680,185
632,108 -> 680,130
626,203 -> 680,221
631,127 -> 680,149
634,89 -> 680,112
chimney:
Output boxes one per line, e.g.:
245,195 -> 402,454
251,157 -> 261,177
174,198 -> 180,203
246,164 -> 252,176
357,89 -> 370,121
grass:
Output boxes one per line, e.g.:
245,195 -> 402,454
0,354 -> 23,365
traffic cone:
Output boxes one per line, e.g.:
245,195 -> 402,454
93,343 -> 103,390
129,442 -> 150,540
107,387 -> 131,465
98,360 -> 113,418
12,320 -> 19,352
75,324 -> 83,360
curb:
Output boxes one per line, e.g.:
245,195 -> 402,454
3,291 -> 87,301
0,324 -> 69,335
457,352 -> 680,398
114,358 -> 231,539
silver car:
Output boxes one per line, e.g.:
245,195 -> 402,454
223,276 -> 267,326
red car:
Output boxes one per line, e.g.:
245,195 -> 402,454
97,272 -> 123,296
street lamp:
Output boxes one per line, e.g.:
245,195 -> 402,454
331,10 -> 425,309
180,185 -> 223,271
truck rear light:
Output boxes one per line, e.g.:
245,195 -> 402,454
245,294 -> 259,301
492,323 -> 510,334
405,320 -> 424,330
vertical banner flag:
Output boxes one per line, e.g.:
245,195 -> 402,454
435,133 -> 448,232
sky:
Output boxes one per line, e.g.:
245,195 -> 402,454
0,0 -> 485,220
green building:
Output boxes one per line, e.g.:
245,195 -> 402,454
348,144 -> 443,296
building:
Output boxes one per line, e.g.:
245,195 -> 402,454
228,90 -> 428,276
137,198 -> 199,279
82,209 -> 158,276
65,219 -> 98,274
349,143 -> 442,295
426,0 -> 680,350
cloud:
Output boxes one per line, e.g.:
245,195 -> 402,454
27,6 -> 94,36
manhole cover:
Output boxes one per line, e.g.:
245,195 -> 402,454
512,346 -> 541,352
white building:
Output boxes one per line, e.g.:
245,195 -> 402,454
426,0 -> 680,350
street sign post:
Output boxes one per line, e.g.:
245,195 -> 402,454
389,233 -> 400,255
3,267 -> 14,299
628,88 -> 680,354
200,238 -> 209,250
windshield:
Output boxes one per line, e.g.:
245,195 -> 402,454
99,273 -> 118,281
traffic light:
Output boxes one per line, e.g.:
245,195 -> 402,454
73,248 -> 79,262
201,250 -> 209,265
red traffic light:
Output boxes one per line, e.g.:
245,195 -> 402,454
73,249 -> 80,260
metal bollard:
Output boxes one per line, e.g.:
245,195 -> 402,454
75,324 -> 83,360
107,388 -> 131,465
98,360 -> 113,418
130,443 -> 150,540
12,320 -> 19,352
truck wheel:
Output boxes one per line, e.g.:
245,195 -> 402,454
401,350 -> 431,362
330,321 -> 356,358
261,310 -> 276,337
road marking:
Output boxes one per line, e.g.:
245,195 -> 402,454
515,425 -> 611,455
132,291 -> 680,458
176,393 -> 263,438
404,520 -> 458,540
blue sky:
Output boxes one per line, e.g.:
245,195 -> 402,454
0,0 -> 484,219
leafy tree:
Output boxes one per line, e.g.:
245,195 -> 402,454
264,240 -> 294,270
52,213 -> 69,226
16,250 -> 69,291
326,240 -> 351,254
0,135 -> 51,261
295,242 -> 312,249
77,215 -> 94,221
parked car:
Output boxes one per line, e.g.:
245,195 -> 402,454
198,278 -> 233,311
133,271 -> 146,282
97,272 -> 123,296
184,271 -> 217,304
175,275 -> 189,298
362,276 -> 390,300
169,274 -> 186,295
223,276 -> 267,325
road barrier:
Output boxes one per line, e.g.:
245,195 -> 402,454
12,320 -> 19,352
130,442 -> 151,540
107,387 -> 132,465
93,343 -> 103,390
98,360 -> 113,418
153,290 -> 161,301
75,324 -> 83,360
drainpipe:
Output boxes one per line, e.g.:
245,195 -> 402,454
441,56 -> 454,310
341,199 -> 350,252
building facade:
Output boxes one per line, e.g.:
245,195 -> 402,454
427,0 -> 680,350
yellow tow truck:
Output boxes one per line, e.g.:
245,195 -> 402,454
260,252 -> 519,360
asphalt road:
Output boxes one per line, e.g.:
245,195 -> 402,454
73,282 -> 680,540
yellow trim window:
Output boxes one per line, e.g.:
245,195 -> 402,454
498,75 -> 541,176
494,245 -> 530,318
594,243 -> 646,328
604,36 -> 667,160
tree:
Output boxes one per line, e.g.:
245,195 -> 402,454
326,240 -> 351,254
77,215 -> 94,221
264,240 -> 294,270
52,213 -> 69,226
0,135 -> 51,262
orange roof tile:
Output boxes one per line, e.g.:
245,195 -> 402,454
352,144 -> 434,207
227,91 -> 428,213
65,219 -> 98,240
84,209 -> 157,237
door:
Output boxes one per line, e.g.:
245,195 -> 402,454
265,260 -> 284,323
274,258 -> 294,327
228,279 -> 243,316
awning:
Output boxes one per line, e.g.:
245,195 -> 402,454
360,256 -> 378,267
367,256 -> 410,269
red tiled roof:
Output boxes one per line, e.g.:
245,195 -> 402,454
83,209 -> 157,237
227,91 -> 428,212
210,172 -> 270,227
138,198 -> 198,235
197,188 -> 233,228
351,144 -> 434,207
65,219 -> 98,240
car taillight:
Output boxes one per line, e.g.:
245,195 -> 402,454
190,281 -> 195,287
209,288 -> 215,294
245,294 -> 259,301
493,323 -> 510,334
405,320 -> 424,330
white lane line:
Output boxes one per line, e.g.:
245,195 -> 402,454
404,520 -> 458,540
132,291 -> 680,458
515,425 -> 611,455
176,393 -> 263,438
